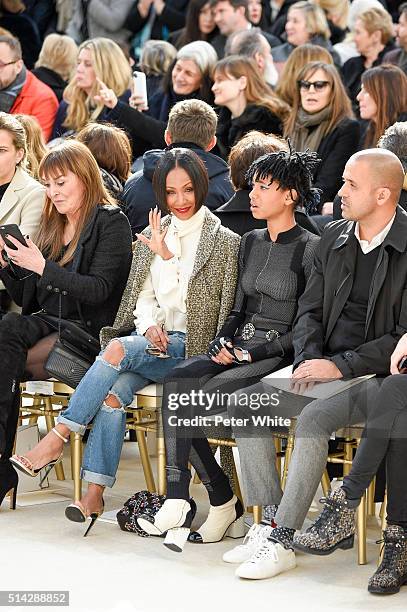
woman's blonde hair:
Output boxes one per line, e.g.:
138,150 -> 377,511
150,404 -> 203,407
289,1 -> 331,40
14,114 -> 46,179
357,7 -> 395,45
36,140 -> 115,266
314,0 -> 350,30
276,43 -> 334,106
0,111 -> 26,167
76,122 -> 131,183
284,61 -> 353,136
63,38 -> 132,133
35,33 -> 78,82
214,55 -> 290,122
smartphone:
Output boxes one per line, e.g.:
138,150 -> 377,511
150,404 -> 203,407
0,224 -> 28,249
132,71 -> 148,108
399,356 -> 407,373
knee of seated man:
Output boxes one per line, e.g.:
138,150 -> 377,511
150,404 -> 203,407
103,339 -> 125,367
295,401 -> 330,437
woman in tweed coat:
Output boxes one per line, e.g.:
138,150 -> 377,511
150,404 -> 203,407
16,149 -> 239,530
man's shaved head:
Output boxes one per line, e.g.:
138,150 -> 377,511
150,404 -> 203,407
349,149 -> 404,197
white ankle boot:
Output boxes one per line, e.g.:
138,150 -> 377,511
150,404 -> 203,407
188,495 -> 245,544
137,499 -> 196,552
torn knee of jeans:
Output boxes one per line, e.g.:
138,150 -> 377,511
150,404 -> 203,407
97,340 -> 126,370
101,396 -> 125,414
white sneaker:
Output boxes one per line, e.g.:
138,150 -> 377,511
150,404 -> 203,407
235,540 -> 296,580
223,523 -> 273,564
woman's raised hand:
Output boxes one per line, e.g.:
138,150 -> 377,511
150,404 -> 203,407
93,78 -> 118,109
129,92 -> 149,112
3,235 -> 45,275
136,207 -> 174,260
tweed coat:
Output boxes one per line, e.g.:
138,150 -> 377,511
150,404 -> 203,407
100,207 -> 240,357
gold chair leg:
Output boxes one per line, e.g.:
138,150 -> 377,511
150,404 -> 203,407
321,470 -> 331,497
44,399 -> 65,481
275,438 -> 282,479
135,429 -> 156,493
367,478 -> 375,516
343,438 -> 353,477
379,492 -> 387,565
70,432 -> 82,501
253,505 -> 262,524
281,433 -> 294,490
357,492 -> 367,565
232,460 -> 243,503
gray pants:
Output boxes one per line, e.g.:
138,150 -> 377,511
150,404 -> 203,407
229,377 -> 380,530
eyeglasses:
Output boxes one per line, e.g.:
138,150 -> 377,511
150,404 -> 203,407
298,80 -> 330,91
0,60 -> 18,69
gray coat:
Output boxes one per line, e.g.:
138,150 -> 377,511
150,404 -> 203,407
100,208 -> 240,357
67,0 -> 134,43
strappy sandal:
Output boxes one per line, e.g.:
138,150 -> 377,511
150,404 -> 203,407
10,427 -> 68,486
65,499 -> 105,537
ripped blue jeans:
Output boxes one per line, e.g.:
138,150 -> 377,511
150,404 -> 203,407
57,331 -> 186,487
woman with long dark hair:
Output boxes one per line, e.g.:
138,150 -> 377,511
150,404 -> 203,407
285,61 -> 360,213
358,64 -> 407,149
170,0 -> 218,48
0,140 -> 132,508
11,148 -> 240,531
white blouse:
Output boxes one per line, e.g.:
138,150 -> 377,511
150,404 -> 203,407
133,206 -> 206,335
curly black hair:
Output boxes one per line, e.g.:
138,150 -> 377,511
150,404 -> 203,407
245,142 -> 322,214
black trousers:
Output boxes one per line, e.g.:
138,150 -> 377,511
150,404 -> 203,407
0,312 -> 55,458
342,375 -> 407,525
162,354 -> 286,499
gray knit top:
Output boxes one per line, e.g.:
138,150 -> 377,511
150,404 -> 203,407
219,225 -> 319,361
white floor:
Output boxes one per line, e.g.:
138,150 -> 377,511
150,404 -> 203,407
2,433 -> 407,612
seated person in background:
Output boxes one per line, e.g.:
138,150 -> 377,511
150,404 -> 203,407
77,122 -> 132,205
123,99 -> 234,238
357,65 -> 407,149
0,112 -> 45,315
51,38 -> 132,141
293,332 -> 407,596
342,6 -> 395,113
271,1 -> 341,69
215,130 -> 319,236
14,113 -> 47,180
213,55 -> 290,160
285,61 -> 359,218
383,2 -> 407,75
102,41 -> 217,159
0,140 -> 132,506
124,0 -> 189,48
137,147 -> 320,552
169,0 -> 219,49
333,121 -> 407,219
225,28 -> 279,87
32,33 -> 78,102
226,149 -> 407,581
209,0 -> 280,60
66,0 -> 134,45
0,0 -> 41,69
275,43 -> 334,107
138,40 -> 177,99
0,35 -> 58,141
11,148 -> 240,531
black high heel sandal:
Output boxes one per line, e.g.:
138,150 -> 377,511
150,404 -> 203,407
65,499 -> 105,537
0,462 -> 18,510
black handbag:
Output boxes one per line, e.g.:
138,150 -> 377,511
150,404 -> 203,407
42,313 -> 101,389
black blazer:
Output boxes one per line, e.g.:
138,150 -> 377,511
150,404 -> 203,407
292,207 -> 407,376
0,206 -> 133,338
313,117 -> 361,208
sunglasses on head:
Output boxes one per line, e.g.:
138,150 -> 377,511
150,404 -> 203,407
298,80 -> 330,91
